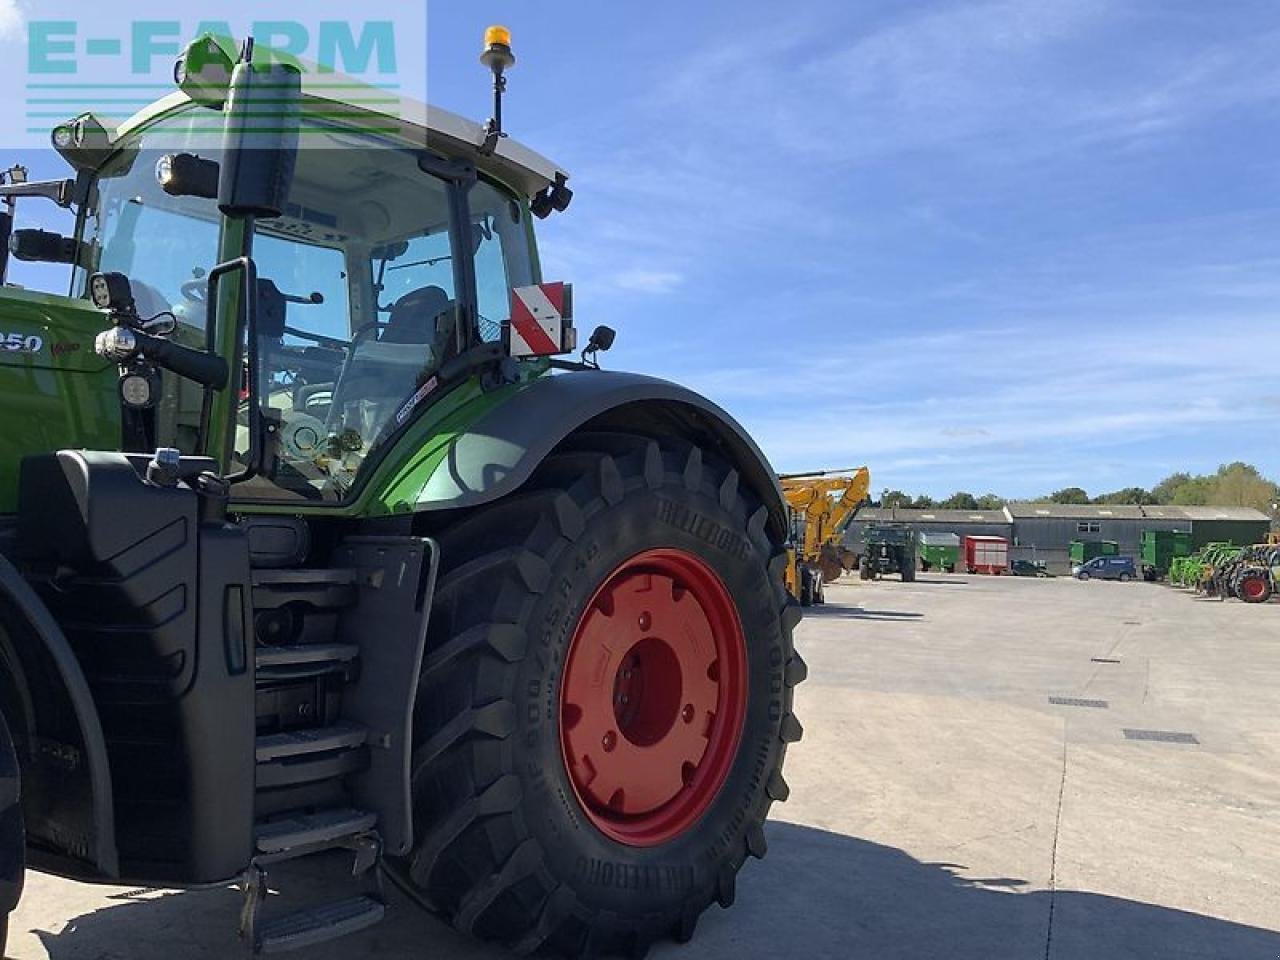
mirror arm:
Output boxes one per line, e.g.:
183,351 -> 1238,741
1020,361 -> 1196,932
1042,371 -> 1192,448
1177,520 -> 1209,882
0,179 -> 75,208
201,254 -> 261,483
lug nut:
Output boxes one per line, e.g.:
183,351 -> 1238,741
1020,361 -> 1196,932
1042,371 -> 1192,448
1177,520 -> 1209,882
638,612 -> 651,631
682,704 -> 694,723
602,731 -> 616,752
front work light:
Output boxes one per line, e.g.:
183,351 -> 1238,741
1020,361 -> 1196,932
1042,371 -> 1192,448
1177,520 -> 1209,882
89,271 -> 135,313
156,153 -> 220,199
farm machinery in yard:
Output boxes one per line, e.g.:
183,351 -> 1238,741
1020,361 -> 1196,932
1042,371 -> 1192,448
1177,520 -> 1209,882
780,466 -> 870,606
859,524 -> 918,582
1140,529 -> 1192,582
1170,544 -> 1241,595
1169,543 -> 1278,602
1216,544 -> 1280,603
0,30 -> 806,957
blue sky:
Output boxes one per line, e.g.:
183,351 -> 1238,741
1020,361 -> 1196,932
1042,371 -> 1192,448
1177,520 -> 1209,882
6,1 -> 1279,498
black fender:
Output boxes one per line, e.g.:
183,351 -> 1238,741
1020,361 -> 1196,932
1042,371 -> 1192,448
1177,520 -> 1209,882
415,371 -> 787,537
0,552 -> 118,878
0,704 -> 21,914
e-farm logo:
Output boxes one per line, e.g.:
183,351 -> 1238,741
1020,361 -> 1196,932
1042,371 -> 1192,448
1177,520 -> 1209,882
23,18 -> 406,135
28,20 -> 397,76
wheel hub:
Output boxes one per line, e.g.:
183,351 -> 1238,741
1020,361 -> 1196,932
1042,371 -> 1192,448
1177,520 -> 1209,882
559,549 -> 747,846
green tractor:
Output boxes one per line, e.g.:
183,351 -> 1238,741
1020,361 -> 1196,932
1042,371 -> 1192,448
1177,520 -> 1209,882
859,524 -> 918,582
0,31 -> 804,957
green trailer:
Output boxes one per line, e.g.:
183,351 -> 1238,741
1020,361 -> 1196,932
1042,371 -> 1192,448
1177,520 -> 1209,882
1069,539 -> 1118,565
1140,529 -> 1192,581
918,531 -> 959,573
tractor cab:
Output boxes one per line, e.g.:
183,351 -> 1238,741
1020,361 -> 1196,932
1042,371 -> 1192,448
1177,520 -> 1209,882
2,32 -> 576,512
78,104 -> 543,503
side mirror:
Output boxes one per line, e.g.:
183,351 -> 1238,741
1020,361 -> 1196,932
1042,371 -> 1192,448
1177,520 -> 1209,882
218,40 -> 302,220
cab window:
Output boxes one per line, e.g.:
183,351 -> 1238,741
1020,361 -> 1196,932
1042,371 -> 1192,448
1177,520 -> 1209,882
469,179 -> 535,342
232,129 -> 461,502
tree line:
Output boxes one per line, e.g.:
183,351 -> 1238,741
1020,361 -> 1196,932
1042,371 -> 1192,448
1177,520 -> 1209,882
876,462 -> 1279,514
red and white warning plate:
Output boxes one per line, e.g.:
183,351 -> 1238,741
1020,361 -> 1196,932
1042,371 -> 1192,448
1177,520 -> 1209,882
509,282 -> 575,357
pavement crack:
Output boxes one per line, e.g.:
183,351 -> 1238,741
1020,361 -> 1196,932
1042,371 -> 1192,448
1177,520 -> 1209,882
1044,732 -> 1068,960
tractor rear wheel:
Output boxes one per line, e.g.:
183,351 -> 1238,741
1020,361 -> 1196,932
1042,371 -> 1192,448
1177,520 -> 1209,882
0,708 -> 23,957
1239,572 -> 1273,604
394,433 -> 804,957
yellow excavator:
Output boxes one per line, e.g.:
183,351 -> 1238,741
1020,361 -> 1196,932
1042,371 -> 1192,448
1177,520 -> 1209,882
781,467 -> 871,605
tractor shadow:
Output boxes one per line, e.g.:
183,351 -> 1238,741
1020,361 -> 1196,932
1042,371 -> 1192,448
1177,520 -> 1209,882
25,822 -> 1279,959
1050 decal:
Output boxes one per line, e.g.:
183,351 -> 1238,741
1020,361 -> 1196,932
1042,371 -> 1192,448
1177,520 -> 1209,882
0,333 -> 43,353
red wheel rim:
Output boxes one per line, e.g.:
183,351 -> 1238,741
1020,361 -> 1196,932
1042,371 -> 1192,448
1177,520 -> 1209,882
559,548 -> 748,847
1242,577 -> 1266,600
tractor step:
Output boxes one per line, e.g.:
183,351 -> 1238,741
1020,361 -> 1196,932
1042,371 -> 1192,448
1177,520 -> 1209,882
256,894 -> 386,955
256,895 -> 385,954
240,827 -> 386,956
251,568 -> 359,610
256,722 -> 368,762
255,808 -> 378,854
255,723 -> 370,789
255,643 -> 360,680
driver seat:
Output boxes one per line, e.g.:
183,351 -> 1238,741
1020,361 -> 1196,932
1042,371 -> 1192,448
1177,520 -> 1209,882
323,285 -> 453,439
381,285 -> 451,344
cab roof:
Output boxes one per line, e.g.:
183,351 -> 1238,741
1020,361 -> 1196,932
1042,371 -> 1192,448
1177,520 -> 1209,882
111,70 -> 569,200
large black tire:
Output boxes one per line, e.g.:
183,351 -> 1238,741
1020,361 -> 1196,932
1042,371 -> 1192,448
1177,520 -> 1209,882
901,562 -> 916,583
393,432 -> 804,957
0,710 -> 23,958
859,560 -> 872,581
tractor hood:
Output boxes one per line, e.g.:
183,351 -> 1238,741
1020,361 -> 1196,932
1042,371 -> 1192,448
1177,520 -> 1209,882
0,288 -> 120,513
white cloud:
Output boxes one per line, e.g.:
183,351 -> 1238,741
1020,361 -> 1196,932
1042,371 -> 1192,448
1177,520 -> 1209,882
0,1 -> 23,40
610,268 -> 683,295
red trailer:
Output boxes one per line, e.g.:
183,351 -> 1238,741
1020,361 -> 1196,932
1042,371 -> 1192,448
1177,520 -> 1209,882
964,535 -> 1009,575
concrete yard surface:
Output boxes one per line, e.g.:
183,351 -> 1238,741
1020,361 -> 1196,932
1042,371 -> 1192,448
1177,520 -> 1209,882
7,575 -> 1279,959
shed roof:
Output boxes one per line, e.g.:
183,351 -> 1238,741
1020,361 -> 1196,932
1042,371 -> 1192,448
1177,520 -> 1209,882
1006,503 -> 1145,520
1003,503 -> 1270,522
1171,506 -> 1271,522
1137,506 -> 1189,520
852,508 -> 1008,524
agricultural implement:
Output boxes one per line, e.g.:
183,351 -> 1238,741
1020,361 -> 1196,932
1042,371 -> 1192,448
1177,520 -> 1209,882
780,466 -> 870,606
0,30 -> 805,957
917,532 -> 959,573
1140,529 -> 1192,582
